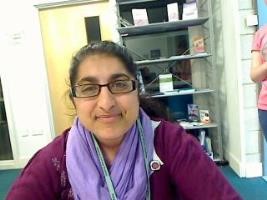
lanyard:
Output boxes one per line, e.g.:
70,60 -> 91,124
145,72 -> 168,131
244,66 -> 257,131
137,118 -> 151,200
92,134 -> 118,200
92,118 -> 151,200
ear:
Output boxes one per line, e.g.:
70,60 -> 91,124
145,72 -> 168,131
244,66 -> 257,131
69,90 -> 76,108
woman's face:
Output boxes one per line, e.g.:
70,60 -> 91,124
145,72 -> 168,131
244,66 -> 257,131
73,54 -> 139,145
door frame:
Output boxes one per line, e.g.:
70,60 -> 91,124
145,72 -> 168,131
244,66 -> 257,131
34,0 -> 108,10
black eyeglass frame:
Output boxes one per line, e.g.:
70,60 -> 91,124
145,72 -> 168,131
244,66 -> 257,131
71,80 -> 138,98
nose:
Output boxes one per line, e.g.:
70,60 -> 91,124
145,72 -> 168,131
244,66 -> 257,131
97,86 -> 116,111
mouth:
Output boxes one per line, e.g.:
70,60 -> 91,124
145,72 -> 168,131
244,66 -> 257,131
96,113 -> 122,122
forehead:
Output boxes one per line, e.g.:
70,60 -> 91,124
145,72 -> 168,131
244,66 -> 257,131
76,54 -> 133,82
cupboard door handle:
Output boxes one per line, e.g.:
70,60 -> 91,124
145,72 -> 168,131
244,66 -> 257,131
21,134 -> 29,137
32,133 -> 43,136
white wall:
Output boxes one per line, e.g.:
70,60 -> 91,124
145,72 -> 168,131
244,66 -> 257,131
0,1 -> 55,168
0,0 -> 119,169
220,0 -> 261,177
238,0 -> 262,177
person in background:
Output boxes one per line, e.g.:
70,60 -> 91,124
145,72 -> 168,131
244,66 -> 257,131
6,41 -> 241,200
250,24 -> 267,141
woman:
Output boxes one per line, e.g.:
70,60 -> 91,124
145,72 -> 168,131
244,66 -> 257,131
251,24 -> 267,140
7,41 -> 241,199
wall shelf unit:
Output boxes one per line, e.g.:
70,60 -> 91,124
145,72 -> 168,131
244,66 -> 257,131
116,0 -> 224,162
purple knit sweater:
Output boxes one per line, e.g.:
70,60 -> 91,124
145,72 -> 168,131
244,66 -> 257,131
6,120 -> 242,200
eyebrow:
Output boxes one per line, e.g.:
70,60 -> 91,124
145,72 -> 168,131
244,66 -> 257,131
77,73 -> 131,85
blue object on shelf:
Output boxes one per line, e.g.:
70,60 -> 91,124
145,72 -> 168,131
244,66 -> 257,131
167,95 -> 193,119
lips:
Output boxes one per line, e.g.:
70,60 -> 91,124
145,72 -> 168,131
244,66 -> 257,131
96,113 -> 122,122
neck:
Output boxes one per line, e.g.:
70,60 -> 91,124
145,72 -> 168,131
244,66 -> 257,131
98,138 -> 124,166
101,146 -> 119,166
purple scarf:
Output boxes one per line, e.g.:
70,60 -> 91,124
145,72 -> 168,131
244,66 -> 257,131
66,109 -> 154,200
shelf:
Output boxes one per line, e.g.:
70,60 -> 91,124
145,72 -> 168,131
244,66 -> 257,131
150,88 -> 214,98
118,17 -> 209,37
117,0 -> 157,5
135,53 -> 211,65
179,122 -> 218,130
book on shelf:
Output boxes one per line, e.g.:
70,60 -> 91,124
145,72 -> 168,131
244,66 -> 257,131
188,104 -> 199,122
204,135 -> 214,160
192,35 -> 205,54
199,129 -> 205,146
198,129 -> 214,160
205,136 -> 213,156
167,2 -> 179,22
182,1 -> 198,20
199,109 -> 210,124
132,9 -> 149,26
159,74 -> 173,93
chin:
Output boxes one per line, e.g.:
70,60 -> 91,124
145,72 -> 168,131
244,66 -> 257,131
97,126 -> 129,140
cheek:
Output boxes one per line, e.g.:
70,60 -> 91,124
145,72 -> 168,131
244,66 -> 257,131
124,95 -> 140,120
115,93 -> 139,121
123,93 -> 139,109
75,101 -> 95,116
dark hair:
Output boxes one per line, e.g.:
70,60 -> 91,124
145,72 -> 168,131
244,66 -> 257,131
69,40 -> 169,120
69,40 -> 137,88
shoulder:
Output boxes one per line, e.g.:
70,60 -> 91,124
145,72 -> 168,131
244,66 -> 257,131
26,129 -> 69,168
153,119 -> 199,162
22,128 -> 70,176
257,25 -> 267,34
153,121 -> 242,199
6,129 -> 71,200
255,25 -> 267,38
154,119 -> 194,146
155,119 -> 184,133
40,129 -> 69,158
253,25 -> 267,48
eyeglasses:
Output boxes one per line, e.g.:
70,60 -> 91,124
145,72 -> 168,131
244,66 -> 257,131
71,80 -> 138,98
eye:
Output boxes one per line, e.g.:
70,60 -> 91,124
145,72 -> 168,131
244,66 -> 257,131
80,84 -> 98,93
112,80 -> 129,89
